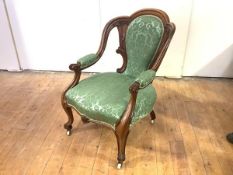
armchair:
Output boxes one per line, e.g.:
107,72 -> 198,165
61,8 -> 175,169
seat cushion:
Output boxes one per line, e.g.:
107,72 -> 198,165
65,73 -> 156,128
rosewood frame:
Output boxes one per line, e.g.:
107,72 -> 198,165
61,8 -> 175,168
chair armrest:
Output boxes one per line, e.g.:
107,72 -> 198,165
117,70 -> 156,132
77,53 -> 98,70
76,17 -> 129,71
117,70 -> 156,134
134,70 -> 156,89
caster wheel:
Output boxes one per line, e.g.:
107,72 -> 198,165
66,130 -> 71,136
151,119 -> 155,124
117,163 -> 122,169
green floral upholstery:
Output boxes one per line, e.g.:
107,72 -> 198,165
135,70 -> 156,88
124,15 -> 164,77
65,73 -> 156,128
78,53 -> 98,69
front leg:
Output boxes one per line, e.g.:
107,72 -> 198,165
63,105 -> 74,136
115,125 -> 130,169
61,63 -> 81,136
114,82 -> 139,169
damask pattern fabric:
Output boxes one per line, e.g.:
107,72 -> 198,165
124,15 -> 164,77
77,53 -> 98,69
135,70 -> 156,88
65,73 -> 156,128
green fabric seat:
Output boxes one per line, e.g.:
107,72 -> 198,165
65,72 -> 156,128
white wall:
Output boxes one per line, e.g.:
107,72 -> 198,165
5,0 -> 101,71
183,0 -> 233,77
92,0 -> 192,77
1,0 -> 233,77
4,0 -> 191,77
0,0 -> 19,70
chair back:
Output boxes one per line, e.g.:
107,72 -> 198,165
124,14 -> 165,76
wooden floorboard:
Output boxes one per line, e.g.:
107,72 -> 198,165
0,72 -> 232,175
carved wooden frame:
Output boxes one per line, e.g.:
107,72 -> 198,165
61,8 -> 175,168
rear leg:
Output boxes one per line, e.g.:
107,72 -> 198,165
150,110 -> 156,124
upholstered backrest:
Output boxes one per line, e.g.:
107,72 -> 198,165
123,15 -> 164,77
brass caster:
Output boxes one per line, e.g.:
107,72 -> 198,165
117,162 -> 122,169
66,130 -> 71,136
151,119 -> 155,124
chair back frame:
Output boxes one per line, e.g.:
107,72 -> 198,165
96,8 -> 176,73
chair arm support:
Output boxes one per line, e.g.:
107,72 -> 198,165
76,17 -> 129,71
134,70 -> 156,89
61,63 -> 81,108
115,70 -> 156,134
117,70 -> 156,127
77,53 -> 99,70
115,81 -> 139,140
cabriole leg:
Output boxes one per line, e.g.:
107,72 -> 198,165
114,129 -> 129,169
63,106 -> 74,136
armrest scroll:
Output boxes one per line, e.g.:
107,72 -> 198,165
77,53 -> 98,70
134,70 -> 156,89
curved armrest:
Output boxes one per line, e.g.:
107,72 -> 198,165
76,17 -> 128,71
134,70 -> 156,89
77,53 -> 98,70
116,70 -> 155,130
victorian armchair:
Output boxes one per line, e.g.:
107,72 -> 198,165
61,8 -> 175,168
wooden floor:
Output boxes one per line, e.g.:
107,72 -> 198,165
0,72 -> 232,175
